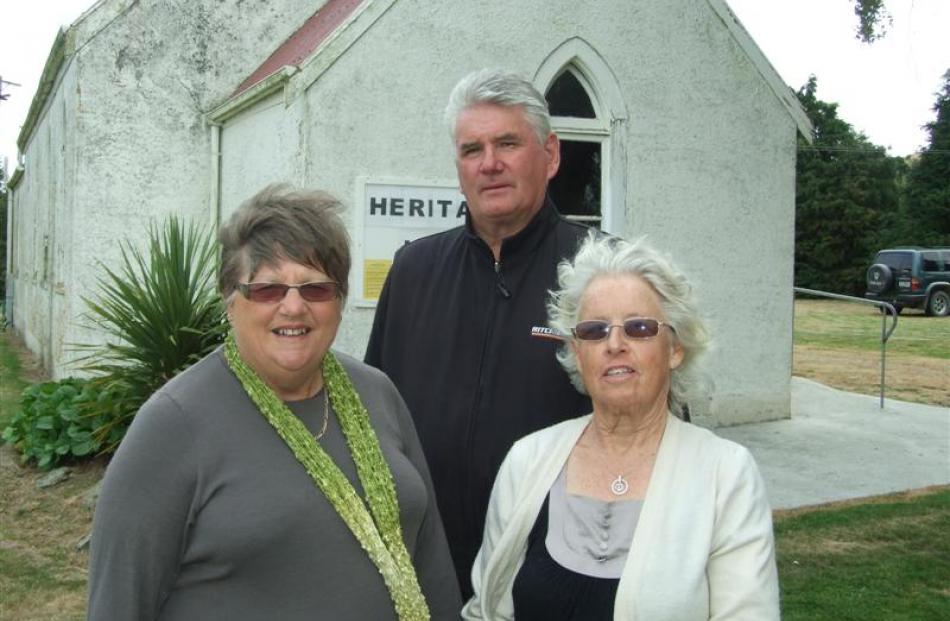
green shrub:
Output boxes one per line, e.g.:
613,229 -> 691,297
73,216 -> 226,452
1,379 -> 105,469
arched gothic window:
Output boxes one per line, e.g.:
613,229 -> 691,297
537,39 -> 627,233
544,65 -> 612,230
547,70 -> 596,118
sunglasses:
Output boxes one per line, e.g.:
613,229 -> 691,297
572,318 -> 674,341
236,281 -> 340,304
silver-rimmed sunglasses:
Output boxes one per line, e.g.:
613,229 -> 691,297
572,318 -> 675,341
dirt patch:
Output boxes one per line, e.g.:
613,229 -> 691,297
794,344 -> 950,406
818,539 -> 872,553
0,329 -> 105,619
0,588 -> 88,621
4,330 -> 50,384
0,442 -> 104,555
773,485 -> 950,521
0,441 -> 104,619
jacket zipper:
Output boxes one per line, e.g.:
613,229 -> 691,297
494,261 -> 511,299
462,257 -> 510,540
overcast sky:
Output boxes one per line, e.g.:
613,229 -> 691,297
2,0 -> 949,176
728,0 -> 950,154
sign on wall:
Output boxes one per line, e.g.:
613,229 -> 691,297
355,179 -> 468,305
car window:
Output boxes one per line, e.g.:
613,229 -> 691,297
942,252 -> 950,271
876,252 -> 913,272
922,252 -> 940,272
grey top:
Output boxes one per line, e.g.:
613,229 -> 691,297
546,466 -> 642,579
87,348 -> 461,621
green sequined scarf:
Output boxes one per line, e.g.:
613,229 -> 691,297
224,333 -> 429,620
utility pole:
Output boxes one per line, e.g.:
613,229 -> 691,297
0,76 -> 22,102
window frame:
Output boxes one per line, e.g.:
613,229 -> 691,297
547,68 -> 614,231
536,40 -> 628,234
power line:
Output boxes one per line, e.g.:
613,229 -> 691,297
797,145 -> 950,155
0,76 -> 23,102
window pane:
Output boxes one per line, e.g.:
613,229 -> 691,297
878,252 -> 912,271
922,252 -> 939,271
546,71 -> 596,118
550,140 -> 601,227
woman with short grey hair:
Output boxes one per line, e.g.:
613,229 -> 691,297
464,233 -> 779,620
547,232 -> 710,418
217,184 -> 352,305
89,184 -> 461,620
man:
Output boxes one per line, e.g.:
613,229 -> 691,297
365,69 -> 592,598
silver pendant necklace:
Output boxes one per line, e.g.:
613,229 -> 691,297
584,423 -> 650,497
610,473 -> 630,496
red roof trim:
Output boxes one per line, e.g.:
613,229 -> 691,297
233,0 -> 364,96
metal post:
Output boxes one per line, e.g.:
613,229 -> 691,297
793,288 -> 898,409
880,310 -> 886,408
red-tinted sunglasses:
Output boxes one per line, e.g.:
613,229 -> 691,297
237,281 -> 340,304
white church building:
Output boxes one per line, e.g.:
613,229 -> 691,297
5,0 -> 810,426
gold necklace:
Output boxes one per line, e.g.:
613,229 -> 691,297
314,387 -> 329,440
223,333 -> 429,620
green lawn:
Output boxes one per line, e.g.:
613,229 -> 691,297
793,299 -> 949,405
777,489 -> 950,620
0,332 -> 27,430
794,299 -> 950,359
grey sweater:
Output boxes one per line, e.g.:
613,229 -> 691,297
87,348 -> 461,620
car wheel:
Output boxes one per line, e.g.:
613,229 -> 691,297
926,290 -> 950,317
866,263 -> 893,294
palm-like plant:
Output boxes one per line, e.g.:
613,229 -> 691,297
75,216 -> 226,451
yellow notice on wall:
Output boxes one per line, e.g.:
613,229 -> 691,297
357,180 -> 466,306
363,259 -> 393,301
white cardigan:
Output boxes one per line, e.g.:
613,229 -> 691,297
461,414 -> 780,621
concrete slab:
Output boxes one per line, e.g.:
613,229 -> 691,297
715,377 -> 950,510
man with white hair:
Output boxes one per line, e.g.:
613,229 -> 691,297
365,68 -> 593,598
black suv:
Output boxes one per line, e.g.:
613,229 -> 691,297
865,247 -> 950,316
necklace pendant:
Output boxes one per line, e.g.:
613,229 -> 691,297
610,474 -> 629,496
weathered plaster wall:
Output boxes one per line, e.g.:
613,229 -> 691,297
604,0 -> 798,425
219,91 -> 305,211
218,0 -> 797,424
9,60 -> 80,376
10,0 -> 324,377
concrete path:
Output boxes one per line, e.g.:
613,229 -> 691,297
715,377 -> 950,510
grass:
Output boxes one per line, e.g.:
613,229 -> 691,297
776,487 -> 950,620
794,299 -> 950,406
0,332 -> 28,431
794,298 -> 950,359
1,330 -> 96,621
0,472 -> 92,621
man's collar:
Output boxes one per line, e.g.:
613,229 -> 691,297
464,194 -> 561,260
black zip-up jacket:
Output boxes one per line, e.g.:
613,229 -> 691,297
365,197 -> 592,598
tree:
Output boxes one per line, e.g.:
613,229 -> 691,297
0,163 -> 7,305
902,69 -> 950,245
853,0 -> 891,43
795,76 -> 902,294
75,217 -> 226,451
